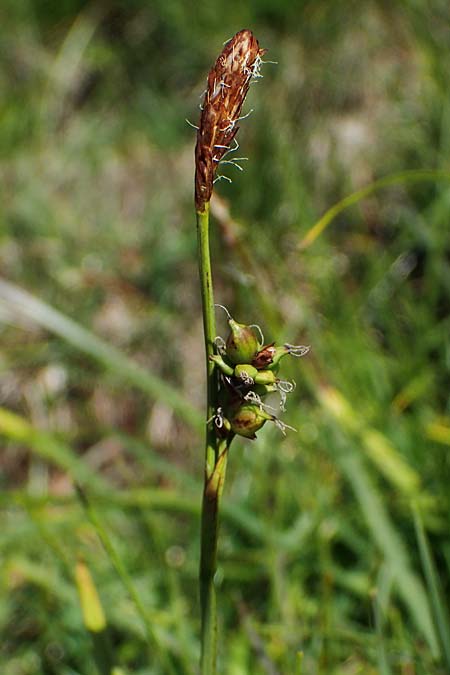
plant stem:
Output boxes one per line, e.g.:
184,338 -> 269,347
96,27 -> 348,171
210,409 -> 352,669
196,205 -> 218,480
197,205 -> 231,674
200,439 -> 230,674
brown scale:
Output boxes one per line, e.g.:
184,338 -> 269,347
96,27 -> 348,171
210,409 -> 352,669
252,343 -> 276,369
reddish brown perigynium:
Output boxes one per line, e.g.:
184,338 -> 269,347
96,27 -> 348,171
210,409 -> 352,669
194,30 -> 266,212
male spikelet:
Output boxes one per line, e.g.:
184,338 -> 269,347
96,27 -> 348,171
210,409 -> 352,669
195,30 -> 266,212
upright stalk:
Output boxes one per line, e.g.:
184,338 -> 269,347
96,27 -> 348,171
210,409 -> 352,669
195,29 -> 309,675
196,204 -> 217,479
197,204 -> 230,673
194,30 -> 266,674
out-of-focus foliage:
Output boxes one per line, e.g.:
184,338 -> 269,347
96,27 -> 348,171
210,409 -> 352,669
1,1 -> 450,673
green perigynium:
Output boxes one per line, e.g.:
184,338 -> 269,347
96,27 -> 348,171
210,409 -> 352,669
225,319 -> 260,364
228,400 -> 274,439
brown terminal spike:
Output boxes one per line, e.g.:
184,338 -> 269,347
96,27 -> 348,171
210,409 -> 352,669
194,29 -> 266,212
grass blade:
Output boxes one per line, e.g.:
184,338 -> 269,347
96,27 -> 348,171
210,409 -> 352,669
75,560 -> 116,675
319,387 -> 421,497
413,504 -> 450,668
0,278 -> 201,430
299,169 -> 450,249
75,485 -> 178,675
339,449 -> 438,654
0,406 -> 107,491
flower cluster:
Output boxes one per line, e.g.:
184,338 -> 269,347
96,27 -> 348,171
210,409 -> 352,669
210,306 -> 309,439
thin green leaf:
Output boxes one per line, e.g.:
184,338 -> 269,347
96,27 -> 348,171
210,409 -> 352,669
0,278 -> 201,430
299,169 -> 450,249
336,440 -> 438,655
413,504 -> 450,668
75,486 -> 178,675
0,406 -> 107,491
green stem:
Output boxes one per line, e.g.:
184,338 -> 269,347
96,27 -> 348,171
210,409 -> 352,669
197,205 -> 231,674
197,205 -> 218,481
199,440 -> 230,674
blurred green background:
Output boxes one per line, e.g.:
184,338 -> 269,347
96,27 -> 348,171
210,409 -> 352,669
1,1 -> 450,673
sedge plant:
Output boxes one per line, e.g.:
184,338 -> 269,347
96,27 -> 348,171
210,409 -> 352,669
194,30 -> 309,673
